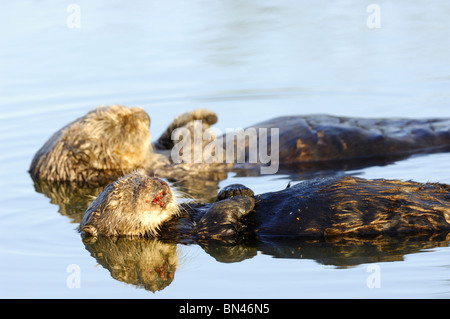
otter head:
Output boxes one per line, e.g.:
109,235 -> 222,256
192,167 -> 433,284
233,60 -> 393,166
82,105 -> 152,171
80,172 -> 179,237
30,105 -> 153,184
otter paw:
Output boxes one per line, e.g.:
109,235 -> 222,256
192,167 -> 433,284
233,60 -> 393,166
178,109 -> 218,126
197,196 -> 255,240
217,184 -> 254,201
80,224 -> 98,237
155,109 -> 218,150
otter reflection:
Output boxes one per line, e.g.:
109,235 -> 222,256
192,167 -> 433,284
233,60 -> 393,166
81,232 -> 449,292
82,236 -> 178,292
250,232 -> 450,267
32,177 -> 104,224
198,233 -> 450,267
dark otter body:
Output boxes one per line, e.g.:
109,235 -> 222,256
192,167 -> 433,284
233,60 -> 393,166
247,177 -> 450,238
30,105 -> 450,186
161,177 -> 450,241
80,173 -> 450,242
237,115 -> 450,164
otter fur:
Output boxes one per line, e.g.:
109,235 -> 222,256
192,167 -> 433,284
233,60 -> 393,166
29,105 -> 223,186
30,105 -> 450,185
80,172 -> 179,237
79,172 -> 450,241
29,105 -> 155,184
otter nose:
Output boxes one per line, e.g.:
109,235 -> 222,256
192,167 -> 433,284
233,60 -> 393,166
150,178 -> 171,207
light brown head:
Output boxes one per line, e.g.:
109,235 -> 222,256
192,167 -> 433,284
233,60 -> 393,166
80,172 -> 179,237
29,105 -> 153,184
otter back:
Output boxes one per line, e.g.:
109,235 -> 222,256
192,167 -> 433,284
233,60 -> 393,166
251,177 -> 450,238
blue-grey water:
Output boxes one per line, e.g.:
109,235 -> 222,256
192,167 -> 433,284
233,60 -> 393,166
1,1 -> 450,298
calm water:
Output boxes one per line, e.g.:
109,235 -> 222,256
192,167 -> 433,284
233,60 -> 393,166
1,1 -> 450,298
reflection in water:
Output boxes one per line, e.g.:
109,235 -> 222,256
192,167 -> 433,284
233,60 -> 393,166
32,177 -> 104,224
253,233 -> 450,268
82,236 -> 179,292
81,232 -> 449,292
200,233 -> 450,268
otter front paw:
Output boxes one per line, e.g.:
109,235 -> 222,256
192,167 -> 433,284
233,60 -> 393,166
216,184 -> 254,201
173,109 -> 218,127
155,109 -> 218,150
196,196 -> 255,241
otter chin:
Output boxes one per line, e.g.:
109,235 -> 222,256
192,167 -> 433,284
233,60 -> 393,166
80,172 -> 180,237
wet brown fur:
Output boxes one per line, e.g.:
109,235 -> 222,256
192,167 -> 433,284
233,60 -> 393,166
30,106 -> 450,186
80,172 -> 450,241
29,105 -> 226,187
247,115 -> 450,163
327,178 -> 450,235
251,176 -> 450,238
29,105 -> 154,185
80,172 -> 179,237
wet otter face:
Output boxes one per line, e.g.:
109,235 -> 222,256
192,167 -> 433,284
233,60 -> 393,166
133,175 -> 174,212
80,172 -> 180,237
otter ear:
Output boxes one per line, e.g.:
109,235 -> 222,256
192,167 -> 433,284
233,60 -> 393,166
154,109 -> 218,150
80,224 -> 98,237
196,196 -> 255,241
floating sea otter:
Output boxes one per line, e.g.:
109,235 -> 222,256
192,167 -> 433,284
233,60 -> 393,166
79,172 -> 450,241
29,105 -> 227,186
29,105 -> 450,185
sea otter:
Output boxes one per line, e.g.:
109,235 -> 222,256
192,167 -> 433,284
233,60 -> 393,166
29,105 -> 227,186
79,172 -> 450,241
30,105 -> 450,185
